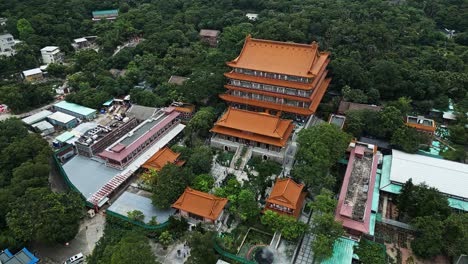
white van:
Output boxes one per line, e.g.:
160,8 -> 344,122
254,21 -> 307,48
64,253 -> 84,264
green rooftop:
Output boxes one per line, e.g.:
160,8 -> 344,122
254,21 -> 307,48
322,237 -> 358,264
92,9 -> 119,16
54,101 -> 96,117
55,131 -> 74,143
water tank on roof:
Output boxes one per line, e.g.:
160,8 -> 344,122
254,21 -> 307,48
92,135 -> 99,140
86,138 -> 93,144
123,117 -> 129,123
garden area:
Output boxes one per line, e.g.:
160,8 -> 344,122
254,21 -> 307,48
216,150 -> 234,167
237,228 -> 274,259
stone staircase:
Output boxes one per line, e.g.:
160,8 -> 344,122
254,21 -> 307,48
229,145 -> 243,169
239,146 -> 253,170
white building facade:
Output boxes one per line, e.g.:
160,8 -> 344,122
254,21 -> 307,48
41,46 -> 64,64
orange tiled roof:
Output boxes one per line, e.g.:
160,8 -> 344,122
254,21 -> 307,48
213,108 -> 293,139
175,105 -> 195,113
172,188 -> 228,221
142,146 -> 181,171
211,124 -> 293,147
406,122 -> 436,132
266,178 -> 306,218
308,78 -> 331,113
227,35 -> 330,78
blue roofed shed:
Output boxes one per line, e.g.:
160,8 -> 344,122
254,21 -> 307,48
0,248 -> 39,264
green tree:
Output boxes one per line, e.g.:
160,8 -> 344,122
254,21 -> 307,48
293,123 -> 351,193
411,216 -> 444,259
16,18 -> 35,39
235,189 -> 259,222
386,97 -> 412,115
148,216 -> 158,226
391,126 -> 429,153
260,211 -> 308,240
310,213 -> 344,262
443,214 -> 468,258
6,188 -> 83,244
151,164 -> 192,209
191,174 -> 215,193
397,180 -> 451,220
342,85 -> 368,103
186,231 -> 217,264
127,210 -> 145,222
109,232 -> 158,264
187,146 -> 213,175
308,188 -> 337,214
185,107 -> 216,145
379,106 -> 404,138
354,239 -> 386,264
158,231 -> 172,250
312,234 -> 335,262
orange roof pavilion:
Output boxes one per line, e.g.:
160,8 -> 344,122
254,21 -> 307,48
142,146 -> 184,171
227,35 -> 329,78
222,35 -> 331,116
265,178 -> 306,219
210,107 -> 295,147
172,188 -> 228,221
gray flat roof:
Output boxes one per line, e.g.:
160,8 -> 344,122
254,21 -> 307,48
108,191 -> 175,223
22,110 -> 52,125
63,155 -> 119,199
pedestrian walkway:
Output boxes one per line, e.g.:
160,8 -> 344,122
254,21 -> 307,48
295,234 -> 314,264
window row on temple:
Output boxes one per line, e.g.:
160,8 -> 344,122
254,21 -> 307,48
231,90 -> 310,108
229,79 -> 312,98
233,68 -> 312,83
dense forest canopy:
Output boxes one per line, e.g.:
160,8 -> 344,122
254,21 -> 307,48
0,0 -> 466,114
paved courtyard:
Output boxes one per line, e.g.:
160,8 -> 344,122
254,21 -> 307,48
151,241 -> 190,264
107,191 -> 175,223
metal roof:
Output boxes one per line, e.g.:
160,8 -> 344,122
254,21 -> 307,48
22,110 -> 52,125
48,111 -> 76,124
55,131 -> 75,143
380,154 -> 468,212
40,46 -> 59,52
54,101 -> 96,116
321,237 -> 357,264
22,68 -> 42,76
390,150 -> 468,199
32,121 -> 54,131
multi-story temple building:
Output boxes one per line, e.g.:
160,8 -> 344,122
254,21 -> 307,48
210,107 -> 294,162
220,35 -> 331,118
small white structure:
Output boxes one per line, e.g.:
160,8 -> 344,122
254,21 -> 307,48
22,110 -> 53,125
246,13 -> 258,21
41,46 -> 63,64
0,33 -> 17,57
22,68 -> 43,82
32,121 -> 55,136
72,36 -> 97,50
